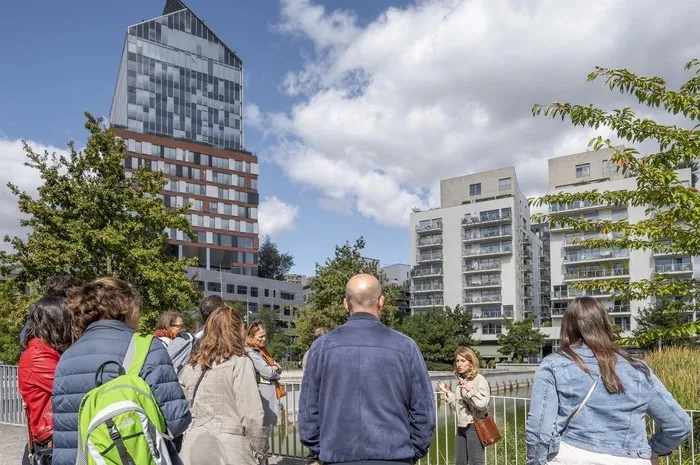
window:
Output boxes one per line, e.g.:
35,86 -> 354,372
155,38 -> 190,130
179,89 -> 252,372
250,287 -> 258,297
207,282 -> 221,292
498,178 -> 512,192
575,163 -> 590,178
195,280 -> 205,291
602,160 -> 616,177
237,285 -> 247,295
264,289 -> 270,297
280,292 -> 295,301
226,284 -> 235,294
469,183 -> 481,196
482,323 -> 502,334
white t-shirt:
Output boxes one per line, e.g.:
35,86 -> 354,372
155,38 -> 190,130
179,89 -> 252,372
548,441 -> 651,465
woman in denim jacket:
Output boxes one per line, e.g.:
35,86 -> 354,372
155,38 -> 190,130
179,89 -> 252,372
525,297 -> 691,465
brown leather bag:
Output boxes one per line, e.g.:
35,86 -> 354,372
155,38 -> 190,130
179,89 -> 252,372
473,412 -> 502,446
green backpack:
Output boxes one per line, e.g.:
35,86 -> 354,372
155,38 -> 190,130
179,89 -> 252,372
76,333 -> 175,465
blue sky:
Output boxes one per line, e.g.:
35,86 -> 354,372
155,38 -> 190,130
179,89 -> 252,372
1,0 -> 697,276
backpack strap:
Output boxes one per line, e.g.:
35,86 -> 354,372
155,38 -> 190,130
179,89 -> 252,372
564,375 -> 600,429
124,333 -> 153,376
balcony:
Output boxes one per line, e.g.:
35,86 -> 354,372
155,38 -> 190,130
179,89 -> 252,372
463,295 -> 502,306
461,212 -> 512,227
416,236 -> 443,248
653,240 -> 690,257
607,304 -> 631,314
473,309 -> 514,320
411,267 -> 443,278
655,263 -> 693,275
416,222 -> 443,234
549,200 -> 604,215
567,288 -> 614,299
462,262 -> 502,274
411,298 -> 444,308
416,252 -> 443,263
413,283 -> 444,293
461,229 -> 513,243
462,244 -> 513,258
463,279 -> 502,289
563,249 -> 629,264
563,234 -> 609,248
564,268 -> 630,281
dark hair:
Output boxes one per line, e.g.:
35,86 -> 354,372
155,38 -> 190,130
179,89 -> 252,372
156,311 -> 182,330
559,297 -> 649,393
21,296 -> 73,353
199,295 -> 224,323
44,275 -> 83,298
68,277 -> 140,339
189,306 -> 246,369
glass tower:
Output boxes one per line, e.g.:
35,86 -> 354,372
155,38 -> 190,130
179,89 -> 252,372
110,0 -> 259,276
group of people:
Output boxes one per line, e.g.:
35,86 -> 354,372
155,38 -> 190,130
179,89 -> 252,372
15,272 -> 695,465
17,275 -> 285,465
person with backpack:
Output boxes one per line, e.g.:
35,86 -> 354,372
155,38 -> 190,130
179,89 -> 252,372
179,306 -> 268,465
51,277 -> 192,465
18,296 -> 73,465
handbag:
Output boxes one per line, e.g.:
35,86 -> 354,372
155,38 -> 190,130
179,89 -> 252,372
473,411 -> 502,446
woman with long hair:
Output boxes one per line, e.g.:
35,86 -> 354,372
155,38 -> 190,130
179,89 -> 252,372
525,297 -> 691,465
154,311 -> 185,346
246,322 -> 284,437
437,347 -> 490,465
18,296 -> 73,465
179,306 -> 267,465
51,277 -> 191,465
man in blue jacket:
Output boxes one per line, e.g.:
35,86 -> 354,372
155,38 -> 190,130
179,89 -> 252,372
299,274 -> 435,465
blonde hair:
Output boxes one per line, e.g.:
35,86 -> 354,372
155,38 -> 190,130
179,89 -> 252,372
454,346 -> 480,380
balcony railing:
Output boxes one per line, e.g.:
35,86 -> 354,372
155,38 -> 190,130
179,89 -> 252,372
411,267 -> 443,278
411,298 -> 444,308
463,279 -> 502,288
461,230 -> 512,241
563,249 -> 629,262
416,236 -> 443,247
564,268 -> 630,280
415,221 -> 442,233
462,244 -> 512,257
461,212 -> 512,226
607,304 -> 631,313
416,252 -> 443,262
463,295 -> 502,304
655,263 -> 693,273
549,200 -> 603,214
462,262 -> 502,273
413,283 -> 444,292
473,310 -> 514,319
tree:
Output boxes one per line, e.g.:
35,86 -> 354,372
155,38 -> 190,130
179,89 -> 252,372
400,305 -> 476,367
257,235 -> 294,280
0,283 -> 41,364
497,318 -> 546,362
294,237 -> 401,349
253,306 -> 292,362
530,60 -> 700,345
0,114 -> 201,331
632,301 -> 697,350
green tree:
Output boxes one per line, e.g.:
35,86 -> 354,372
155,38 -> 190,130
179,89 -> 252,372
253,306 -> 292,362
497,318 -> 546,362
294,237 -> 401,349
632,300 -> 697,350
257,235 -> 295,280
0,114 -> 200,331
530,61 -> 700,345
0,283 -> 41,364
400,305 -> 476,367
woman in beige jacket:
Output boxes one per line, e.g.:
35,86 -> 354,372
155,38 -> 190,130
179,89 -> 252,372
180,306 -> 268,465
437,347 -> 490,465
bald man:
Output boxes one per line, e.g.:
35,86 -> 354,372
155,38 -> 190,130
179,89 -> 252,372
299,274 -> 435,465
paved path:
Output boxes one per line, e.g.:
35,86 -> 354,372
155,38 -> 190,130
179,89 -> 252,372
0,423 -> 304,465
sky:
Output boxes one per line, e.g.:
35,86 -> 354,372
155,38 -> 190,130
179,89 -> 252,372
1,0 -> 699,276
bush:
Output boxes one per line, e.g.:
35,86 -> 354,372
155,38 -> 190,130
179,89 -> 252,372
425,361 -> 454,371
645,347 -> 700,410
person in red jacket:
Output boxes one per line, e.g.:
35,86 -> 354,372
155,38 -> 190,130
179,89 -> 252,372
18,295 -> 73,465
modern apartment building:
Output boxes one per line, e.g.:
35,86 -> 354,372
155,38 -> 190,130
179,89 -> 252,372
409,168 -> 541,358
545,148 -> 696,346
109,0 -> 259,276
380,264 -> 412,317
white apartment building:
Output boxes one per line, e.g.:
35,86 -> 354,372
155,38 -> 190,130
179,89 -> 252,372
409,168 -> 542,359
545,148 -> 697,346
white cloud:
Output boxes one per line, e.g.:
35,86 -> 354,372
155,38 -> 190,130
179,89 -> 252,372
244,103 -> 264,131
0,138 -> 67,251
263,0 -> 700,226
258,196 -> 300,237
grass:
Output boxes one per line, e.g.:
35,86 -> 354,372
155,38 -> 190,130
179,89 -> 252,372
645,346 -> 700,410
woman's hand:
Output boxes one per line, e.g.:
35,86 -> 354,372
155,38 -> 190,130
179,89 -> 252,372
459,379 -> 472,391
437,381 -> 451,394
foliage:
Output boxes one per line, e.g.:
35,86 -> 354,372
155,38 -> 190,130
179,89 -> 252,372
294,237 -> 401,349
497,318 -> 546,362
530,61 -> 700,344
400,305 -> 476,365
631,300 -> 698,349
645,347 -> 700,410
257,235 -> 295,281
0,282 -> 42,364
0,114 -> 201,332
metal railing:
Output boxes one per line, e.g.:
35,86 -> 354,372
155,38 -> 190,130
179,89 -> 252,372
463,280 -> 502,288
463,245 -> 513,257
417,237 -> 444,247
463,262 -> 502,272
462,213 -> 512,226
463,295 -> 502,304
412,267 -> 444,278
564,268 -> 630,280
564,249 -> 629,262
411,298 -> 445,307
0,365 -> 25,426
417,252 -> 444,262
414,283 -> 444,292
656,263 -> 693,273
462,230 -> 513,241
417,222 -> 443,232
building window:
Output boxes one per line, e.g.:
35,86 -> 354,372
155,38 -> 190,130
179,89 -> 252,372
498,178 -> 512,192
195,280 -> 205,291
207,282 -> 221,293
284,307 -> 292,316
483,323 -> 502,334
237,285 -> 247,295
264,289 -> 270,297
250,287 -> 258,297
469,183 -> 482,196
280,292 -> 295,301
226,284 -> 235,294
575,163 -> 590,178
